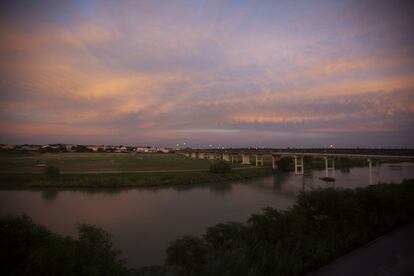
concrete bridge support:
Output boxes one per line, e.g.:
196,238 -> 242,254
222,153 -> 230,162
191,152 -> 197,159
368,158 -> 374,185
198,152 -> 205,159
272,155 -> 281,169
230,154 -> 239,163
294,155 -> 304,175
255,155 -> 264,166
208,153 -> 215,160
241,153 -> 251,165
324,157 -> 335,177
215,153 -> 222,160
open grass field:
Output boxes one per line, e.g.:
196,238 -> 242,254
0,152 -> 212,173
0,167 -> 272,188
0,152 -> 274,188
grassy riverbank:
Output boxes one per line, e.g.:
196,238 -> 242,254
0,152 -> 211,173
2,179 -> 413,275
0,167 -> 273,188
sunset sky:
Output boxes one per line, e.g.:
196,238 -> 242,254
0,0 -> 413,147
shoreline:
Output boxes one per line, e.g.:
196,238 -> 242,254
0,167 -> 273,189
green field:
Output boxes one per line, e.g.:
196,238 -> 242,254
0,152 -> 212,173
0,152 -> 273,187
0,167 -> 272,188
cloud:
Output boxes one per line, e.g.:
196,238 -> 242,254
0,0 -> 413,146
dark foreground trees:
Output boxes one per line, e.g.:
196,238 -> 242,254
2,179 -> 414,276
158,179 -> 414,276
0,215 -> 128,276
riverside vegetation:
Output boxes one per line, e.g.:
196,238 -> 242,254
2,179 -> 414,275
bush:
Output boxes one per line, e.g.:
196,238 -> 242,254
44,166 -> 60,178
209,160 -> 232,174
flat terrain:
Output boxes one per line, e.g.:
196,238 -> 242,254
0,152 -> 273,188
0,152 -> 212,173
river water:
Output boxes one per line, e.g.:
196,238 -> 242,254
1,163 -> 413,268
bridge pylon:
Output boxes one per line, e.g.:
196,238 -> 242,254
294,155 -> 304,175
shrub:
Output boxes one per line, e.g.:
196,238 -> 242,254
44,166 -> 60,178
209,160 -> 232,174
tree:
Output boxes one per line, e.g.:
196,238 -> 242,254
209,161 -> 232,174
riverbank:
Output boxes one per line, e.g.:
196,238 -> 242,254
0,152 -> 211,173
0,167 -> 273,188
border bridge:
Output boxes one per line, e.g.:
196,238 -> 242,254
180,148 -> 414,185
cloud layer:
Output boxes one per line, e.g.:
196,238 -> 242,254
1,0 -> 414,147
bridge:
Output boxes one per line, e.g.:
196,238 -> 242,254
180,148 -> 414,185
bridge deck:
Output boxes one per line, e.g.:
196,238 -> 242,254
272,152 -> 414,160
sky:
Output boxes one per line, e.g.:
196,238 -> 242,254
0,0 -> 413,148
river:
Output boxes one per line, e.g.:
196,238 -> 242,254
1,163 -> 413,268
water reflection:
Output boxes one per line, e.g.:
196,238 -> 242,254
40,188 -> 131,202
209,182 -> 232,195
340,167 -> 351,173
40,189 -> 59,201
273,172 -> 292,191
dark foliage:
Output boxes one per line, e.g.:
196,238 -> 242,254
160,179 -> 414,276
165,236 -> 208,276
73,145 -> 91,152
0,215 -> 128,276
209,160 -> 232,174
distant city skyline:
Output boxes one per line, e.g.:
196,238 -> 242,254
1,0 -> 413,147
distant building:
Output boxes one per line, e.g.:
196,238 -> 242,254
86,145 -> 106,152
87,145 -> 99,152
114,146 -> 128,153
136,146 -> 152,153
157,147 -> 171,153
65,144 -> 76,152
136,146 -> 172,153
19,145 -> 40,152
